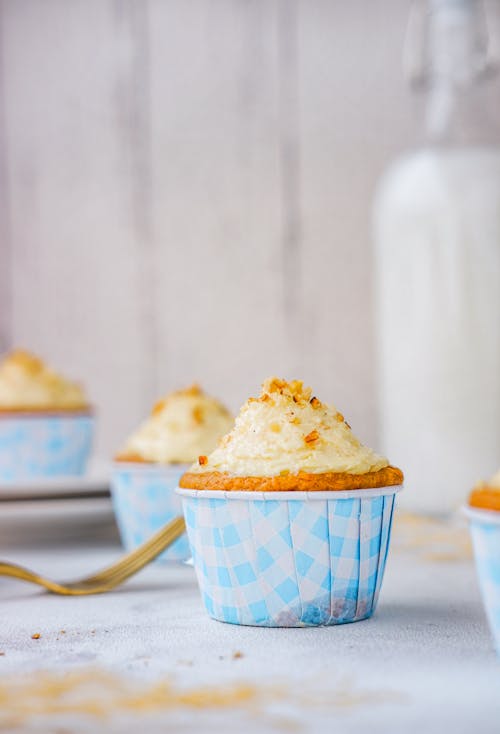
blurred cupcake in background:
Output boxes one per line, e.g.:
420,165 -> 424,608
112,384 -> 233,561
0,349 -> 93,481
465,471 -> 500,654
179,377 -> 403,627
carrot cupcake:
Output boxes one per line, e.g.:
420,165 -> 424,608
111,385 -> 233,561
178,377 -> 403,626
0,349 -> 93,481
465,471 -> 500,653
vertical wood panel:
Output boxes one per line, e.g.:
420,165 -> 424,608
1,0 -> 154,455
148,0 -> 288,412
0,0 -> 11,354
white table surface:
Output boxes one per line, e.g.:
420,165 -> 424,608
0,510 -> 499,733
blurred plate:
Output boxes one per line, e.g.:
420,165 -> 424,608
0,473 -> 110,501
0,496 -> 118,546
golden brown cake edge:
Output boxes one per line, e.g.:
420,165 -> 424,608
179,465 -> 404,492
0,406 -> 92,416
469,487 -> 500,512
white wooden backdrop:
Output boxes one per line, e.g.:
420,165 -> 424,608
1,0 -> 499,457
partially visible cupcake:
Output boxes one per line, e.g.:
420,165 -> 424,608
178,377 -> 403,626
465,471 -> 500,653
111,385 -> 233,561
0,349 -> 93,482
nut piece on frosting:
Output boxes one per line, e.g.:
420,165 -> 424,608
115,384 -> 233,465
469,470 -> 500,512
0,349 -> 89,412
180,377 -> 404,491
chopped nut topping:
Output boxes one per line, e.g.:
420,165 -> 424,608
304,430 -> 320,444
261,377 -> 312,403
290,416 -> 300,425
198,455 -> 208,465
232,651 -> 244,660
336,412 -> 345,422
270,423 -> 281,433
31,633 -> 41,640
151,398 -> 166,416
310,397 -> 321,409
192,405 -> 204,425
260,393 -> 272,403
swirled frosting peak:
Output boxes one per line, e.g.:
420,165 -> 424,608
190,377 -> 389,476
117,384 -> 233,464
0,349 -> 89,411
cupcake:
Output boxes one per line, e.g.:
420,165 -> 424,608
111,384 -> 233,561
0,349 -> 93,481
465,471 -> 500,653
178,377 -> 403,627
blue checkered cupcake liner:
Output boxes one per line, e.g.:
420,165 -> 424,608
111,462 -> 190,562
464,506 -> 500,655
177,486 -> 402,627
0,413 -> 94,482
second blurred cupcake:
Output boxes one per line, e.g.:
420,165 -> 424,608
112,385 -> 233,561
0,349 -> 93,482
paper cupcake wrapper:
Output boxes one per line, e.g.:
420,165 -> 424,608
464,506 -> 500,654
111,463 -> 190,562
178,486 -> 400,627
0,414 -> 94,482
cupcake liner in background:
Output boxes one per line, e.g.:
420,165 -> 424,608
177,486 -> 401,627
0,413 -> 94,482
111,463 -> 190,562
464,506 -> 500,654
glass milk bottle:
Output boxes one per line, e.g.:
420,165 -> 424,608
374,0 -> 500,514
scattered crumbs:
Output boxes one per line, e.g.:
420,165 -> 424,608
31,634 -> 41,640
0,670 -> 264,721
232,651 -> 244,660
59,630 -> 66,635
0,652 -> 5,657
0,670 -> 407,724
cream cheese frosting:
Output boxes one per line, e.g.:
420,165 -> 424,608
118,384 -> 233,464
189,377 -> 390,477
0,349 -> 89,411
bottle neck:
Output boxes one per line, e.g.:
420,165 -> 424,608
406,0 -> 498,145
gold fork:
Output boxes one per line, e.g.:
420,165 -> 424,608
0,516 -> 186,596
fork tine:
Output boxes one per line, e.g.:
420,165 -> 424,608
70,529 -> 185,590
0,516 -> 187,596
95,519 -> 188,587
71,516 -> 186,586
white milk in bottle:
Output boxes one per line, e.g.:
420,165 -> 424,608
374,0 -> 500,513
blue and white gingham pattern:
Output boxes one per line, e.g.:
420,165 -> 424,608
179,488 -> 398,627
111,463 -> 190,562
468,512 -> 500,654
0,414 -> 94,482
